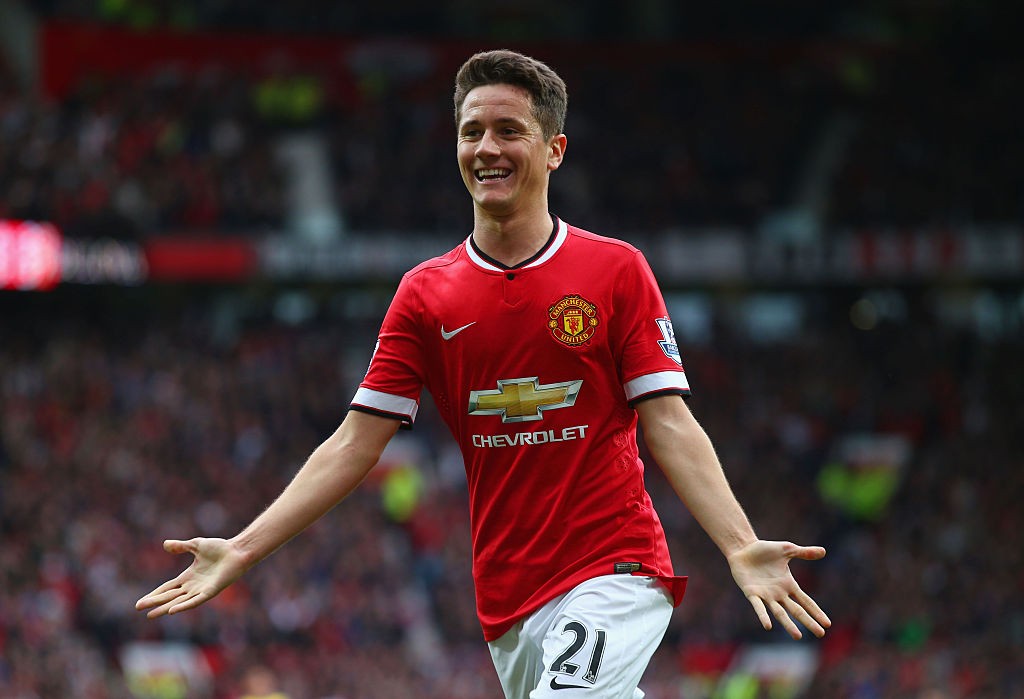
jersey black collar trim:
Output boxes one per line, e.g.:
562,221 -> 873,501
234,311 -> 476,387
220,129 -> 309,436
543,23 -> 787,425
469,214 -> 559,271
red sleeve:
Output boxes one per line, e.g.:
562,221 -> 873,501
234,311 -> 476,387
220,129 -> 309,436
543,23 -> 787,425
351,272 -> 427,424
613,250 -> 690,403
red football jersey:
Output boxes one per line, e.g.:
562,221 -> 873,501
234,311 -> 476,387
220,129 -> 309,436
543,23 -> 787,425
352,218 -> 690,640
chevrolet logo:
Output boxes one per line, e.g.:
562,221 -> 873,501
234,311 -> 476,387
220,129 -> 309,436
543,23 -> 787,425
468,377 -> 583,423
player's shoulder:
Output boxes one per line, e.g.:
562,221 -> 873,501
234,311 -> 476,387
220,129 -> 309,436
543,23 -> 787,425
565,222 -> 643,258
403,239 -> 466,280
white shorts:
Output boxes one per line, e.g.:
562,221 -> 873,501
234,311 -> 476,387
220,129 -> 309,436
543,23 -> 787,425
487,575 -> 673,699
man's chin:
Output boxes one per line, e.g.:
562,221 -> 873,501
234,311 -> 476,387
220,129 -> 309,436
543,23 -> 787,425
473,194 -> 515,217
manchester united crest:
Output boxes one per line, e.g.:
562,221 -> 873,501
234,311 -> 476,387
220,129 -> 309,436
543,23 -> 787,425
548,294 -> 599,346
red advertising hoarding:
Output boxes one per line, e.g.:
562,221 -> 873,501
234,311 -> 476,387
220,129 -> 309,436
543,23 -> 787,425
0,220 -> 63,291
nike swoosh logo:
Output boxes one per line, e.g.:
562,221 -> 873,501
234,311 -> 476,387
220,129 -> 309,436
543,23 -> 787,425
441,322 -> 476,340
550,677 -> 589,691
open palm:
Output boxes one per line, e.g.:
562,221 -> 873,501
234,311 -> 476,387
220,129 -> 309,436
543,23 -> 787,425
727,539 -> 831,639
135,538 -> 249,619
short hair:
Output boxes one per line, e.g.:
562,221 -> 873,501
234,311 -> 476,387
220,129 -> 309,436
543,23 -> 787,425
453,50 -> 568,140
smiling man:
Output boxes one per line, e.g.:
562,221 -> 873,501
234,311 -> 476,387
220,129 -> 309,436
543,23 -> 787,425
137,50 -> 831,699
456,80 -> 564,236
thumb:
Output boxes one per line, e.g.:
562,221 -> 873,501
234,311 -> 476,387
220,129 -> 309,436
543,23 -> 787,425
788,544 -> 826,561
162,539 -> 196,555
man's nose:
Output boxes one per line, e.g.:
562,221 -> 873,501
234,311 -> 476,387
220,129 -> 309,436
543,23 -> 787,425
477,130 -> 501,156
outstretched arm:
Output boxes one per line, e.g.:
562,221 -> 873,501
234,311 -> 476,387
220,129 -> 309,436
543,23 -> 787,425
636,395 -> 831,639
135,410 -> 401,618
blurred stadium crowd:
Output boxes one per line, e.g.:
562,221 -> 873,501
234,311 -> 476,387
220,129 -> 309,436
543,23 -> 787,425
1,1 -> 1022,698
2,284 -> 1021,698
3,3 -> 1021,239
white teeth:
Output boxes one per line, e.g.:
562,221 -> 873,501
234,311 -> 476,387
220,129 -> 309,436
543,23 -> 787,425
477,168 -> 511,180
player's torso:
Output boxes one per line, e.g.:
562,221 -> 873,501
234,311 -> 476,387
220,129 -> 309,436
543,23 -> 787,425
416,232 -> 635,459
394,224 -> 679,634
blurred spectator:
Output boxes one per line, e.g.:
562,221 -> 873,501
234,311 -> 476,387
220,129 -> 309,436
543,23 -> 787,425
238,665 -> 288,699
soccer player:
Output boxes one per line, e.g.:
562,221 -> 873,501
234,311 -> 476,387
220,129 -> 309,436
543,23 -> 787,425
137,50 -> 831,698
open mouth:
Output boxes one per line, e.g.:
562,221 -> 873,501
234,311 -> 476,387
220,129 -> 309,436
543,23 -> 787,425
475,168 -> 511,182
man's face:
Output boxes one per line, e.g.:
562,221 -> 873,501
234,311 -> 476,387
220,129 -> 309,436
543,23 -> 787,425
457,83 -> 565,218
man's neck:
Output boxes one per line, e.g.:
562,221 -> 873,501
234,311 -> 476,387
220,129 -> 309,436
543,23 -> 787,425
471,208 -> 555,268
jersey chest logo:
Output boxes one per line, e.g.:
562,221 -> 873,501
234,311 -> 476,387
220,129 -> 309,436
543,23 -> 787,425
468,377 -> 582,423
548,294 -> 599,346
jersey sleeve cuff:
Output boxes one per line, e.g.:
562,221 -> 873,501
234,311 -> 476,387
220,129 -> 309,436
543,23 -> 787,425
350,387 -> 419,425
623,371 -> 691,404
628,388 -> 690,407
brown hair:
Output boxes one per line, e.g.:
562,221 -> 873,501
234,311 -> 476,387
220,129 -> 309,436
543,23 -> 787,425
453,50 -> 568,139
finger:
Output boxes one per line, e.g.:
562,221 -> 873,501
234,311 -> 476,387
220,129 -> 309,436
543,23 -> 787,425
783,596 -> 826,638
146,593 -> 189,619
792,588 -> 832,631
768,599 -> 802,640
146,602 -> 174,619
136,567 -> 195,607
140,570 -> 192,596
167,589 -> 209,615
746,595 -> 773,631
136,582 -> 190,610
144,584 -> 207,618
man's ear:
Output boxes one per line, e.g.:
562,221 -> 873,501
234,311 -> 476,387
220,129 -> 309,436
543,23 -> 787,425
548,134 -> 567,171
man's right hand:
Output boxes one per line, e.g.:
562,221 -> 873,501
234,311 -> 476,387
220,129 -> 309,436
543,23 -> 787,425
135,537 -> 250,618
